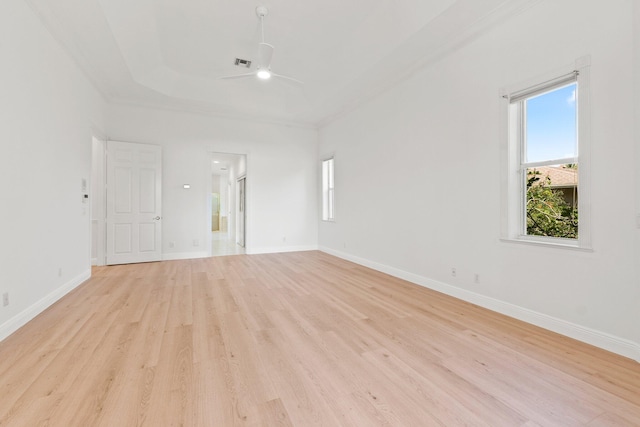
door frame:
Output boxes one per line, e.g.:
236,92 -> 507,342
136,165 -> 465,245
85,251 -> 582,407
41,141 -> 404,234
91,135 -> 107,266
207,152 -> 248,256
237,175 -> 246,248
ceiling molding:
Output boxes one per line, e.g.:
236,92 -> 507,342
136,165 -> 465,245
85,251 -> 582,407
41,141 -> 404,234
24,0 -> 542,129
108,97 -> 319,131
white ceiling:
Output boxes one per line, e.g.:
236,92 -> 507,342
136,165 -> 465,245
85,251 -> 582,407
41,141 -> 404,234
211,153 -> 242,175
26,0 -> 537,127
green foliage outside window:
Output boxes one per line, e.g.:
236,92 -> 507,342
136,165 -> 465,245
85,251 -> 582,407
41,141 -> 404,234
526,169 -> 578,238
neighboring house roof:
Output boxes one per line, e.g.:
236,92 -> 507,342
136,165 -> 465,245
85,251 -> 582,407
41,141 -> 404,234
529,165 -> 578,188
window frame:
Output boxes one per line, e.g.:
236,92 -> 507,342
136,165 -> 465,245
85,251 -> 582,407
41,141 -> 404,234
500,57 -> 592,250
321,156 -> 335,222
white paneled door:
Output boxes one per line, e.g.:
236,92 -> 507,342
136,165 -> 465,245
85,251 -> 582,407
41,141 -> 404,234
106,141 -> 162,265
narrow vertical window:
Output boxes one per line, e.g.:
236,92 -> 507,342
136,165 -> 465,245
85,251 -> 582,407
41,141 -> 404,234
520,80 -> 578,238
503,60 -> 591,248
322,157 -> 334,221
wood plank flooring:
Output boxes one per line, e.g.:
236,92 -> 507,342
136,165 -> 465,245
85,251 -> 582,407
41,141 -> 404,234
0,251 -> 638,426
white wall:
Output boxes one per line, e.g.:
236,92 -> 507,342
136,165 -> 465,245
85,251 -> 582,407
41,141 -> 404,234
212,174 -> 221,195
91,137 -> 105,265
106,105 -> 319,257
0,0 -> 105,339
634,0 -> 640,349
319,0 -> 640,359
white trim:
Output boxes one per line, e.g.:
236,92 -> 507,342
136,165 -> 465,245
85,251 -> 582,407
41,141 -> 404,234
575,59 -> 592,249
321,157 -> 335,221
319,246 -> 640,362
0,270 -> 91,343
246,245 -> 318,255
499,237 -> 593,252
107,98 -> 318,130
162,251 -> 210,261
91,137 -> 107,266
156,246 -> 319,259
91,219 -> 100,266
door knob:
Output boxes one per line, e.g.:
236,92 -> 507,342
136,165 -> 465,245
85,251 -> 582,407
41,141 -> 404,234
153,216 -> 161,220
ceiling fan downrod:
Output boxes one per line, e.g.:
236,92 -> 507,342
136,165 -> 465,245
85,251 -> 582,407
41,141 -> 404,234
256,6 -> 268,43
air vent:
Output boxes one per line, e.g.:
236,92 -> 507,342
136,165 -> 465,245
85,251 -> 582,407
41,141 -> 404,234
234,58 -> 252,68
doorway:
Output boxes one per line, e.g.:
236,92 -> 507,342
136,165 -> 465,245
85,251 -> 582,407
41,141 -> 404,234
209,153 -> 246,256
237,176 -> 246,248
91,136 -> 106,266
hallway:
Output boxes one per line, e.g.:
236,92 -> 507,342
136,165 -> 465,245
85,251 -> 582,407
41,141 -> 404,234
211,231 -> 245,256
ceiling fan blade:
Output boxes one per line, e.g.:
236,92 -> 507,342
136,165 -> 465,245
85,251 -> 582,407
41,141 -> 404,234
221,8 -> 301,87
218,72 -> 256,80
259,42 -> 274,68
272,72 -> 304,85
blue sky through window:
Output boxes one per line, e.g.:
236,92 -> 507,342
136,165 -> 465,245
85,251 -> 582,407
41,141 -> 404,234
525,83 -> 577,163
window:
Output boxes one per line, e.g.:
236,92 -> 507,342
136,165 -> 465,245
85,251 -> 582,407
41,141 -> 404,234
502,59 -> 591,248
322,157 -> 335,221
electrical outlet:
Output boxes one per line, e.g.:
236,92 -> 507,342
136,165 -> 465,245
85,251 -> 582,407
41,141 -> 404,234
282,236 -> 287,243
2,293 -> 8,307
169,241 -> 175,248
474,274 -> 480,284
451,267 -> 456,277
58,268 -> 63,277
193,239 -> 199,247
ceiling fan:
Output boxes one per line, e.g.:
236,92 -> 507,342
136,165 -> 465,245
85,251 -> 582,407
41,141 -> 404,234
219,6 -> 303,84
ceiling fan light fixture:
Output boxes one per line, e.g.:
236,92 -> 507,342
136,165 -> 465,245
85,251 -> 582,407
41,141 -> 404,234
218,6 -> 302,84
257,69 -> 272,80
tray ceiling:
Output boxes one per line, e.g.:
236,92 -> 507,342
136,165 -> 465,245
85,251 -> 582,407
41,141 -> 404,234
26,0 -> 537,126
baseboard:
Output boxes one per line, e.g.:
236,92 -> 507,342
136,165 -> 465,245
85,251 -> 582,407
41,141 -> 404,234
246,245 -> 318,255
162,251 -> 210,261
0,269 -> 91,343
319,246 -> 640,362
161,246 -> 319,260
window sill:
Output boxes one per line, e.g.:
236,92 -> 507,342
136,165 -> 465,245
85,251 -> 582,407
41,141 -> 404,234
500,237 -> 593,252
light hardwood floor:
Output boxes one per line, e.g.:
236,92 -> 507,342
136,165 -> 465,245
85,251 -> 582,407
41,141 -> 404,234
0,251 -> 638,426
